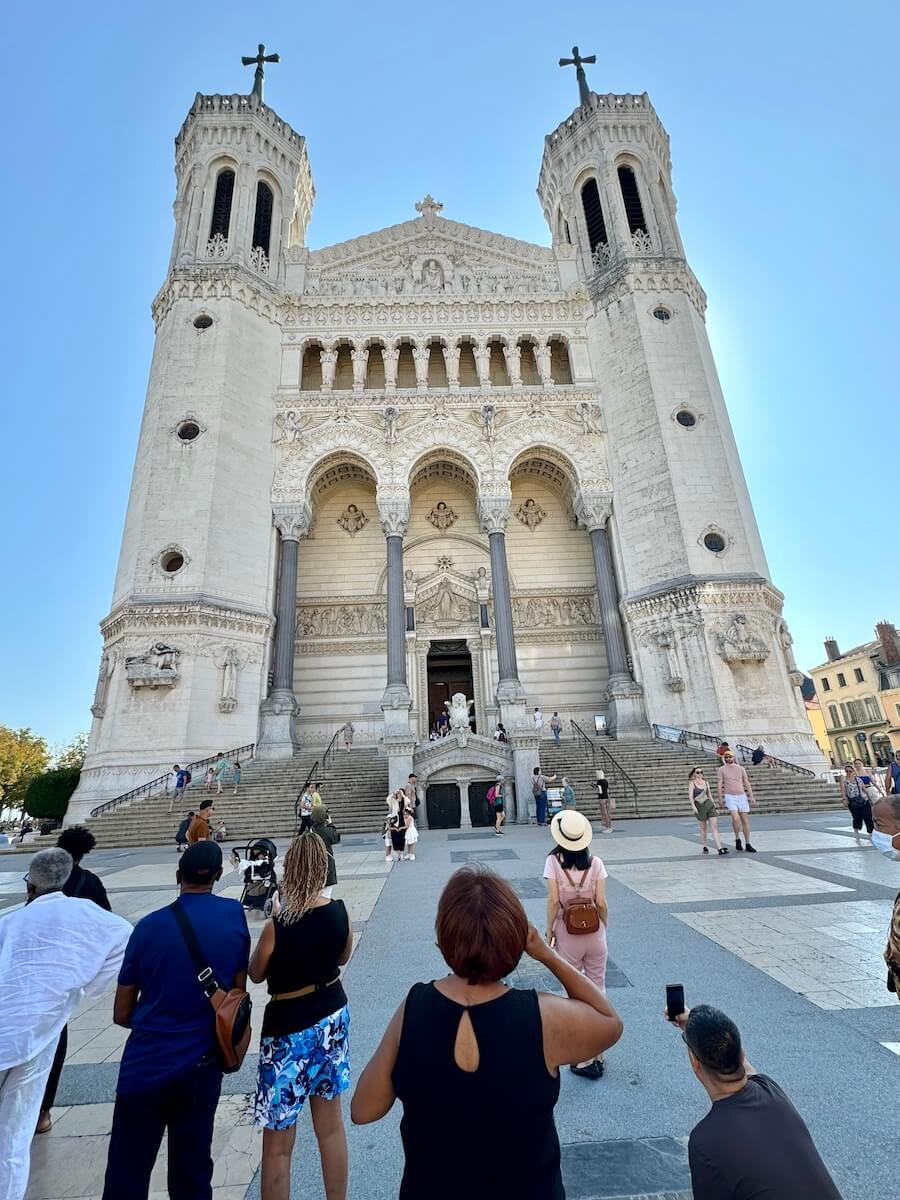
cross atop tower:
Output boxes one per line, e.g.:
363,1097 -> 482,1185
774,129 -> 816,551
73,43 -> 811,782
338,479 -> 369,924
559,45 -> 596,107
241,43 -> 280,103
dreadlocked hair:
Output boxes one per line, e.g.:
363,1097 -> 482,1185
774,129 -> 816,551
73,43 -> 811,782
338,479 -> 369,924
278,831 -> 328,924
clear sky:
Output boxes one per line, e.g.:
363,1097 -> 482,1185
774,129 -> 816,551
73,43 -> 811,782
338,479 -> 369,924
2,1 -> 898,745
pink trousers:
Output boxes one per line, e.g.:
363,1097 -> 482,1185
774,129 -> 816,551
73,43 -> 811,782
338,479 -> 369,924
552,920 -> 608,990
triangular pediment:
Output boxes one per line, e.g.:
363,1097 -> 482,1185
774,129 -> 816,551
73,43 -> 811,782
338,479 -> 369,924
304,209 -> 560,299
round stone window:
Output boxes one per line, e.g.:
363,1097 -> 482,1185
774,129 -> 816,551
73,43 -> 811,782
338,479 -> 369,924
675,409 -> 697,428
176,420 -> 201,442
160,551 -> 185,574
652,306 -> 672,322
703,532 -> 727,554
193,314 -> 213,331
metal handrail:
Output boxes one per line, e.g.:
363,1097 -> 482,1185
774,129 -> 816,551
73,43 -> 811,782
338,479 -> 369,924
651,725 -> 815,778
570,720 -> 640,815
90,742 -> 256,818
295,727 -> 344,830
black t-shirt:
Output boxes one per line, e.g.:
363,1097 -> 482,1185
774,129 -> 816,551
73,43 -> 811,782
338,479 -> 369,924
63,863 -> 111,911
689,1074 -> 842,1200
262,900 -> 349,1038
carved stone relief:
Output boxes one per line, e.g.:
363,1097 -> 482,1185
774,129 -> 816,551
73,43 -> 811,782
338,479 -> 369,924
716,614 -> 770,666
273,410 -> 305,444
426,502 -> 458,532
515,498 -> 546,531
125,643 -> 180,690
511,594 -> 597,628
417,579 -> 478,626
336,504 -> 369,537
215,646 -> 241,712
298,605 -> 387,638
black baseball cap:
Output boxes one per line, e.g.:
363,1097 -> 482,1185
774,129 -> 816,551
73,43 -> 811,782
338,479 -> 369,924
179,841 -> 223,885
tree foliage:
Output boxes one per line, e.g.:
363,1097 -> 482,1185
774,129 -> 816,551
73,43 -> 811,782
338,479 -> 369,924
0,726 -> 50,807
23,767 -> 81,820
55,732 -> 88,770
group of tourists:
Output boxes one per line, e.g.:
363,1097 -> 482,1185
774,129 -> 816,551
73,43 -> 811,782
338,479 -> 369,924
167,756 -> 241,815
385,776 -> 420,861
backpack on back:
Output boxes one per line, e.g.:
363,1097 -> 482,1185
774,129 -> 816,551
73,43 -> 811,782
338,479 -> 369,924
487,785 -> 497,806
560,866 -> 601,936
532,776 -> 543,797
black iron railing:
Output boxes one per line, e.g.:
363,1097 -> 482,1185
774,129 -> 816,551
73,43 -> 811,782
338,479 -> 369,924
570,720 -> 640,815
90,743 -> 256,818
651,725 -> 815,778
294,727 -> 344,830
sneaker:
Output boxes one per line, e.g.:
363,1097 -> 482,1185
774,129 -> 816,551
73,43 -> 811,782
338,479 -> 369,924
745,842 -> 757,853
718,847 -> 729,855
735,838 -> 744,851
702,846 -> 709,854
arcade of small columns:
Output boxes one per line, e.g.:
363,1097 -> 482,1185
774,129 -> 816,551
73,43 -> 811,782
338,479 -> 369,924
258,468 -> 643,773
295,334 -> 574,392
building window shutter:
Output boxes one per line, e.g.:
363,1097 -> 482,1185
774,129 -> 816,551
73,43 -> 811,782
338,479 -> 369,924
581,179 -> 608,252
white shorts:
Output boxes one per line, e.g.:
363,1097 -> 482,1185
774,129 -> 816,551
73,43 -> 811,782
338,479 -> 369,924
724,794 -> 750,813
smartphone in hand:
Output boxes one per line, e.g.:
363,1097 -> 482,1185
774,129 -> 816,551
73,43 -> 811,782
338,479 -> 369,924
665,983 -> 685,1019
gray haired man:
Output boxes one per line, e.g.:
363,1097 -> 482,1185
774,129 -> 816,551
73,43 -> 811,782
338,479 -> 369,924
0,848 -> 131,1200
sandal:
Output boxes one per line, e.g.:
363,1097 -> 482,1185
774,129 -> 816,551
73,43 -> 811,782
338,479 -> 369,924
35,1111 -> 52,1135
718,847 -> 729,855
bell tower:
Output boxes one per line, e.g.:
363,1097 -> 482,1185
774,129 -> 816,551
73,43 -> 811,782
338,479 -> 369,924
68,54 -> 317,822
538,53 -> 825,768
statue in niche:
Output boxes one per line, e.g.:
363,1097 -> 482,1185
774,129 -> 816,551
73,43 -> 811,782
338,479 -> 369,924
218,647 -> 239,712
481,403 -> 497,441
717,614 -> 770,666
438,580 -> 455,621
421,259 -> 445,291
777,618 -> 804,687
427,501 -> 458,532
383,406 -> 399,445
575,401 -> 602,436
337,504 -> 369,537
91,651 -> 114,718
656,630 -> 685,693
273,409 -> 304,444
516,498 -> 546,531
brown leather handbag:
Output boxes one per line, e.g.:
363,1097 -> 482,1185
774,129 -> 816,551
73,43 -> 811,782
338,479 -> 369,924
561,867 -> 601,935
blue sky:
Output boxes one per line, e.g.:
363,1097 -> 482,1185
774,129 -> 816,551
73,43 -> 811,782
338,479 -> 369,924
2,1 -> 898,745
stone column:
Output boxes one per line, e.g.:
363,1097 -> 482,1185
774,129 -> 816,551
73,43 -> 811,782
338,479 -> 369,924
503,340 -> 522,386
257,503 -> 311,759
457,778 -> 473,829
575,492 -> 648,739
379,497 -> 415,790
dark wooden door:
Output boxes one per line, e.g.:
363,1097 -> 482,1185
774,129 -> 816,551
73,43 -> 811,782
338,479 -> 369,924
426,783 -> 461,829
468,780 -> 494,827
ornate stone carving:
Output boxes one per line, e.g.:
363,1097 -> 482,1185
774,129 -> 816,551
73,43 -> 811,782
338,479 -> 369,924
777,618 -> 804,688
378,498 -> 410,537
436,555 -> 453,571
216,646 -> 240,712
575,401 -> 603,436
445,692 -> 475,735
336,503 -> 369,536
478,496 -> 511,535
426,502 -> 458,532
206,233 -> 228,259
574,491 -> 613,531
417,579 -> 478,625
91,651 -> 115,718
512,594 -> 597,628
298,604 -> 386,638
273,409 -> 304,443
591,242 -> 612,270
319,346 -> 337,390
631,229 -> 654,254
656,630 -> 685,692
515,498 -> 546,531
481,403 -> 497,441
717,614 -> 770,666
125,643 -> 180,690
415,194 -> 444,222
351,346 -> 367,389
248,246 -> 270,276
383,406 -> 399,444
273,503 -> 312,541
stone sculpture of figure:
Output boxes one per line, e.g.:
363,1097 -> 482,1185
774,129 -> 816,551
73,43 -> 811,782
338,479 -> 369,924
576,401 -> 602,436
427,502 -> 458,532
382,345 -> 400,389
444,343 -> 461,388
474,566 -> 488,592
219,647 -> 239,712
504,341 -> 522,385
383,406 -> 400,445
319,347 -> 338,390
481,403 -> 497,441
516,498 -> 546,531
91,651 -> 113,718
717,614 -> 769,665
473,342 -> 491,386
351,346 -> 367,389
656,630 -> 685,693
273,409 -> 303,444
337,504 -> 369,536
412,345 -> 430,389
421,259 -> 444,290
535,341 -> 552,384
445,692 -> 475,732
777,618 -> 804,687
437,580 -> 455,622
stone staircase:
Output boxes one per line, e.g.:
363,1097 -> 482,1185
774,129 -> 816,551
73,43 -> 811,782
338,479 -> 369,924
86,747 -> 389,848
538,733 -> 842,824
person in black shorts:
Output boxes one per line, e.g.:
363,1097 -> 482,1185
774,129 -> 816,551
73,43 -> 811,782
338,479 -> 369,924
489,775 -> 505,836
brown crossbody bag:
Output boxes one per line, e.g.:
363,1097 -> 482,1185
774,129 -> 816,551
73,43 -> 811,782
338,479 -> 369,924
560,867 -> 601,935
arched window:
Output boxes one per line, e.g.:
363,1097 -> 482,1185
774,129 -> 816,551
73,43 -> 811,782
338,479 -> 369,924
617,166 -> 647,234
549,337 -> 573,385
300,342 -> 323,391
580,179 -> 608,252
209,169 -> 235,241
252,182 -> 274,256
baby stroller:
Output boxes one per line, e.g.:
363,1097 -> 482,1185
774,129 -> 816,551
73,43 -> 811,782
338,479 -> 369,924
231,838 -> 280,917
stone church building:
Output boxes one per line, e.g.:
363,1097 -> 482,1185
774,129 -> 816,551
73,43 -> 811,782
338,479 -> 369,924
68,55 -> 824,824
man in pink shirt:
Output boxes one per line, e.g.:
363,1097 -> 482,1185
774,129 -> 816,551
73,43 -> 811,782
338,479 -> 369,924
717,751 -> 757,852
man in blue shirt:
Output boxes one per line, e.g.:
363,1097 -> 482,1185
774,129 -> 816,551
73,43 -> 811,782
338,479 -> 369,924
102,842 -> 249,1200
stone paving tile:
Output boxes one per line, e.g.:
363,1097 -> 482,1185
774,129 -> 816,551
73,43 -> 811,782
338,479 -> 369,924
777,850 -> 899,886
609,858 -> 852,904
97,864 -> 186,889
675,899 -> 896,1009
583,836 -> 698,862
727,829 -> 852,852
449,848 -> 520,862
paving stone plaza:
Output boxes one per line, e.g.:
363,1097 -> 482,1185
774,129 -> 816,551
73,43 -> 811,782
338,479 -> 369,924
5,811 -> 897,1200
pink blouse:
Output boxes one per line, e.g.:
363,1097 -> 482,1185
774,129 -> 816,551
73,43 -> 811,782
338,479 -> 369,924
542,854 -> 607,903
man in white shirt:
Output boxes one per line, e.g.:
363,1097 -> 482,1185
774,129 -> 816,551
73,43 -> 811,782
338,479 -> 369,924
0,848 -> 131,1200
533,706 -> 544,732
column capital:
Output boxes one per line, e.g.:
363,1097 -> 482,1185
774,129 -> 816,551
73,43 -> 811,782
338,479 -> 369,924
378,496 -> 411,537
574,491 -> 613,531
273,502 -> 311,541
478,494 -> 512,535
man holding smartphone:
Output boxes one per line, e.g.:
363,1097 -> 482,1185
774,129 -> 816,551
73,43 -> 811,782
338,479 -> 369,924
665,1001 -> 841,1198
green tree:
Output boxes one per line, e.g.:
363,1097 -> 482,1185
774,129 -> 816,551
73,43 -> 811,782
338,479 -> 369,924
55,732 -> 88,770
23,768 -> 81,821
0,726 -> 50,809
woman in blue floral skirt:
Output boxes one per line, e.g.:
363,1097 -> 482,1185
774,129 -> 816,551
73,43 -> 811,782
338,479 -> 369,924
249,831 -> 353,1200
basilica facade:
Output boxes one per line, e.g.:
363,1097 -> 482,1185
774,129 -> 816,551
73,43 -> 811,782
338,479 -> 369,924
68,65 -> 824,823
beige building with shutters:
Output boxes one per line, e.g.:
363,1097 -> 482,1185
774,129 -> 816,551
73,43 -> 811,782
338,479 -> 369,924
809,624 -> 900,767
68,57 -> 825,825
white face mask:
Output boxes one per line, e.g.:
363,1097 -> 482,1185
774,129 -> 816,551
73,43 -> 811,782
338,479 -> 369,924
871,830 -> 900,860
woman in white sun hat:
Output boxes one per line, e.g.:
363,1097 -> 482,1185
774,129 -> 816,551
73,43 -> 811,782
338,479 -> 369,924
542,809 -> 610,1079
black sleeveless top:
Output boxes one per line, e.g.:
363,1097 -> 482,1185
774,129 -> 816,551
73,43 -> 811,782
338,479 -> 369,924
262,900 -> 349,1038
392,982 -> 563,1199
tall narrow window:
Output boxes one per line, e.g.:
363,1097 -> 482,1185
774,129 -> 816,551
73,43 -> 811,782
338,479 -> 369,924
580,179 -> 608,252
617,165 -> 647,234
252,181 -> 274,255
209,169 -> 235,241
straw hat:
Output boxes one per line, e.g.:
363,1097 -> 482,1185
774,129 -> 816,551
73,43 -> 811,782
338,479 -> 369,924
550,809 -> 593,852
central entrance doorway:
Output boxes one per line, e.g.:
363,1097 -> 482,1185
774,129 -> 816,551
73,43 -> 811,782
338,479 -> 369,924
427,640 -> 475,737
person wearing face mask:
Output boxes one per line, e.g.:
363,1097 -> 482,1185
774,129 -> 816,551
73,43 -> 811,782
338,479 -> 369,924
871,795 -> 900,999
